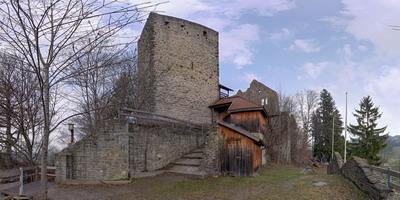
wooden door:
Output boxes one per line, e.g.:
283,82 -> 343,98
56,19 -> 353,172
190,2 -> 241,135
66,155 -> 74,179
223,139 -> 253,176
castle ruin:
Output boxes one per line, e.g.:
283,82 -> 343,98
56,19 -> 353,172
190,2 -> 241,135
55,13 -> 275,182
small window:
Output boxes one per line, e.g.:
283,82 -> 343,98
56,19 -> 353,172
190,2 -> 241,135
261,99 -> 264,105
265,98 -> 268,105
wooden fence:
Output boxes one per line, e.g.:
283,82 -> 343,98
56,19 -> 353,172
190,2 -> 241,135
0,166 -> 56,184
371,166 -> 400,190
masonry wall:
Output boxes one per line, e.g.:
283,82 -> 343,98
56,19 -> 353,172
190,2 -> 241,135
327,152 -> 343,174
236,80 -> 279,115
55,120 -> 130,183
138,12 -> 219,125
201,124 -> 222,175
341,156 -> 395,200
129,121 -> 205,172
55,119 -> 205,183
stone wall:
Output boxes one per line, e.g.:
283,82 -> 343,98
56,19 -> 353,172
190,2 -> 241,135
55,119 -> 205,183
129,121 -> 204,172
236,79 -> 279,115
55,120 -> 130,183
327,152 -> 343,174
201,124 -> 221,175
341,156 -> 395,200
137,12 -> 219,125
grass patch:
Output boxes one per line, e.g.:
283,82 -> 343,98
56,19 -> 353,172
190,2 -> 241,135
136,167 -> 369,200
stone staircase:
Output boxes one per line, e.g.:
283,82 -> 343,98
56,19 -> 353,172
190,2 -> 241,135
166,148 -> 207,178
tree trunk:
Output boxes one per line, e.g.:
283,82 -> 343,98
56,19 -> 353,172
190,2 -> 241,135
41,66 -> 50,199
4,98 -> 14,169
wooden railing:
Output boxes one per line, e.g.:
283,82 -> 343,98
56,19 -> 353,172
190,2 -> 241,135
0,166 -> 56,184
371,166 -> 400,190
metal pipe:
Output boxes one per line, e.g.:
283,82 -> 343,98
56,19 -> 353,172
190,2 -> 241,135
344,92 -> 348,162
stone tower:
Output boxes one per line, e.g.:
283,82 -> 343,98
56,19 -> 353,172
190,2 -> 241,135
137,13 -> 219,124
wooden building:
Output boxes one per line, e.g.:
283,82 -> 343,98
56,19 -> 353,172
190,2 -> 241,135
210,96 -> 269,176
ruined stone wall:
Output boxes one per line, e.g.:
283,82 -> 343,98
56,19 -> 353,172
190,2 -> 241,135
327,152 -> 343,174
341,157 -> 395,200
129,121 -> 204,172
236,80 -> 279,115
55,120 -> 130,183
138,12 -> 219,125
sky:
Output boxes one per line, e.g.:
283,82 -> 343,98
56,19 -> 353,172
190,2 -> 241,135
131,0 -> 400,136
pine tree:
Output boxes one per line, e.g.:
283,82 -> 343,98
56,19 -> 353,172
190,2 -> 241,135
348,96 -> 388,166
311,89 -> 345,162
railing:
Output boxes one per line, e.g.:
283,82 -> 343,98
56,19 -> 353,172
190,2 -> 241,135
118,107 -> 204,148
219,91 -> 229,99
118,107 -> 203,130
371,166 -> 400,190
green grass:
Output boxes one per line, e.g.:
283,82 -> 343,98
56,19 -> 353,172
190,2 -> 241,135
138,167 -> 368,200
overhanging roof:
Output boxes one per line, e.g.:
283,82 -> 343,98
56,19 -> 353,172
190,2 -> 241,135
217,120 -> 266,146
210,96 -> 269,117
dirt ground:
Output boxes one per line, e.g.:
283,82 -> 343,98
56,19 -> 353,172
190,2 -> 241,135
1,166 -> 368,200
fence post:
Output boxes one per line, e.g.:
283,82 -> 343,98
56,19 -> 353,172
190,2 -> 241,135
388,167 -> 392,187
19,167 -> 23,195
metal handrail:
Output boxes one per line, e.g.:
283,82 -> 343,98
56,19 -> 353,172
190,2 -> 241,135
118,107 -> 203,130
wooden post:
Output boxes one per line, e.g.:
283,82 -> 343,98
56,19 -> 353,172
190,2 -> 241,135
35,167 -> 39,181
19,167 -> 23,195
388,167 -> 392,187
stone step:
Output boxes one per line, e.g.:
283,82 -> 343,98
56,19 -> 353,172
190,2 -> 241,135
182,152 -> 203,159
191,148 -> 204,153
172,158 -> 201,166
167,165 -> 207,179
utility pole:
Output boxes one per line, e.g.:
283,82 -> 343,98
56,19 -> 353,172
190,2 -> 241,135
344,92 -> 348,162
332,117 -> 335,160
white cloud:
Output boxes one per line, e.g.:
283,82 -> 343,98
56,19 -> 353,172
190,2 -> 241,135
365,67 -> 400,103
357,45 -> 367,52
298,62 -> 330,79
240,72 -> 262,83
137,0 -> 212,19
134,0 -> 296,69
341,0 -> 400,56
288,39 -> 320,53
220,24 -> 261,68
222,0 -> 296,17
267,28 -> 291,41
319,16 -> 347,27
336,44 -> 353,60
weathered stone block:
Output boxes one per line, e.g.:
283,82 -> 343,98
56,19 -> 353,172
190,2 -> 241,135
342,156 -> 396,200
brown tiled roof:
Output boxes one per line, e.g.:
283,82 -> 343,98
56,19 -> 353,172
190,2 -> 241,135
210,96 -> 268,116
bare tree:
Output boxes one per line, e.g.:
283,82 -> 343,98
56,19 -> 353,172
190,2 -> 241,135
0,0 -> 159,197
69,43 -> 137,138
0,53 -> 18,168
295,89 -> 318,147
264,87 -> 311,165
0,53 -> 43,167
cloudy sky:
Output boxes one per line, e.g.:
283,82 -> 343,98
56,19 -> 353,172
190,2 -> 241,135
133,0 -> 400,136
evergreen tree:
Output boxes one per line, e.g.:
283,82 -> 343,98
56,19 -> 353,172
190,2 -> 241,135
311,89 -> 345,162
348,96 -> 388,166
